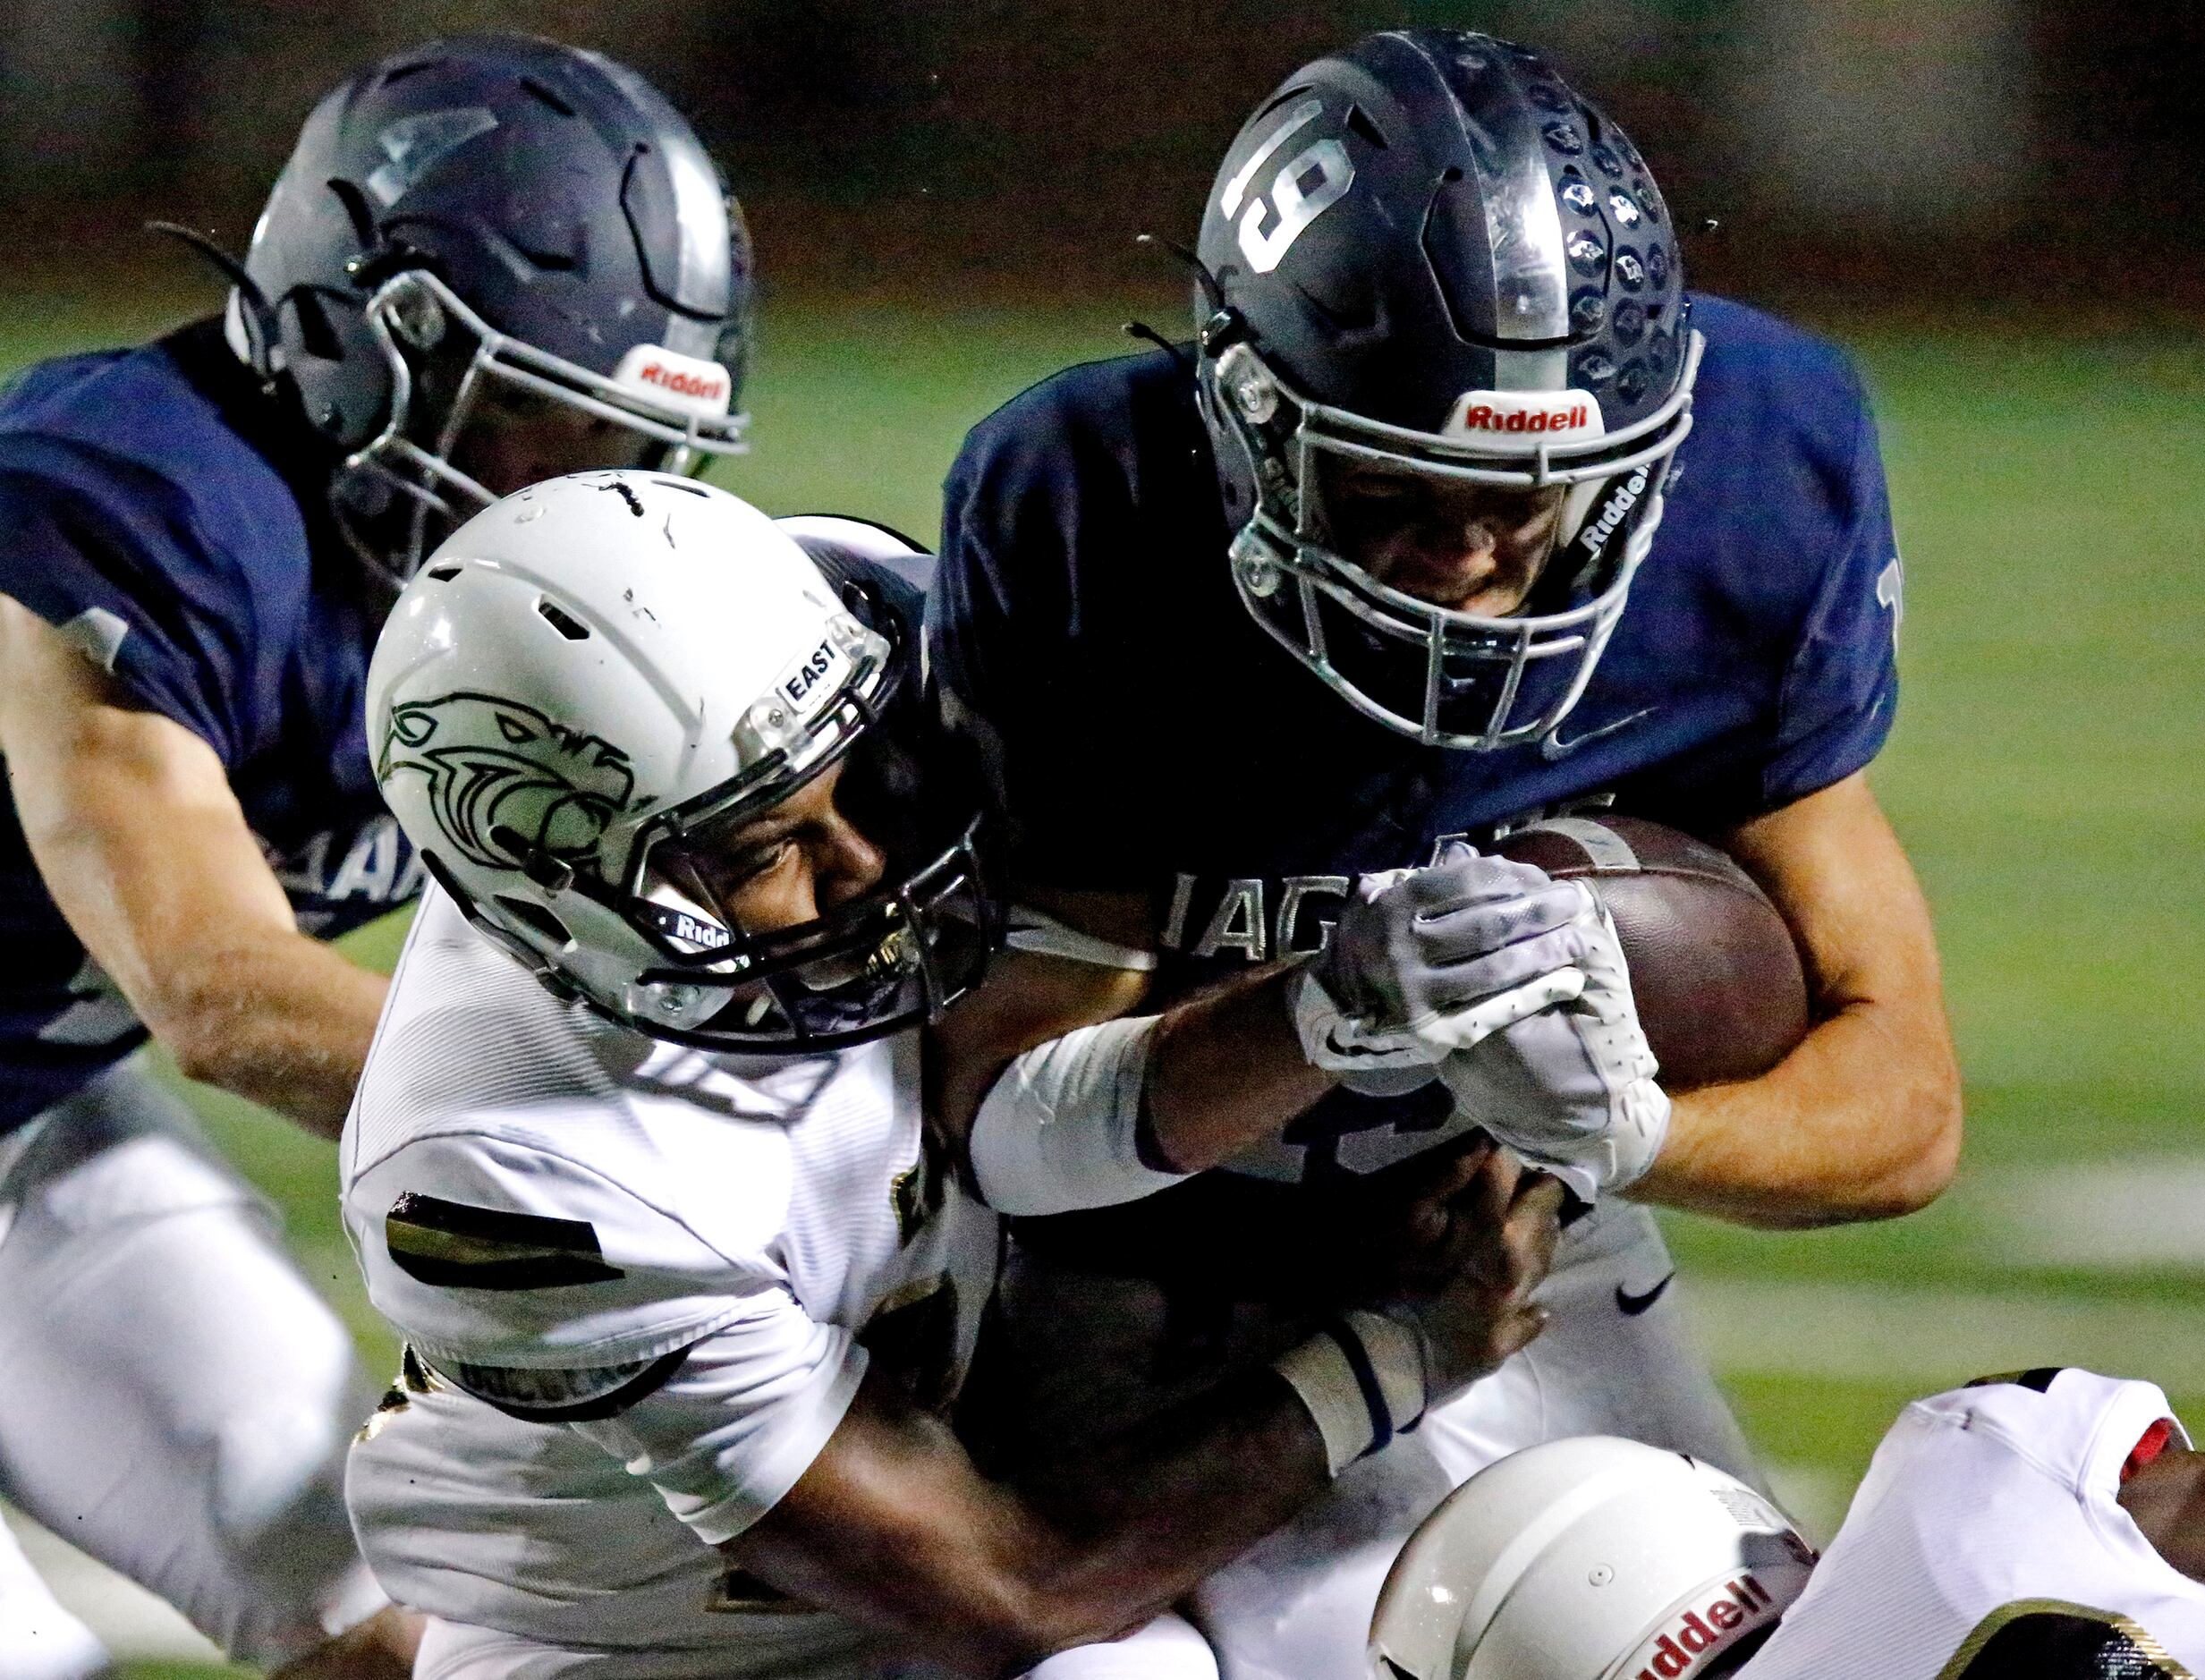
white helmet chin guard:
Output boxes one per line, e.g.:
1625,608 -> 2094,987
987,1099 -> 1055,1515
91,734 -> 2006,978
1370,1437 -> 1815,1680
367,470 -> 996,1051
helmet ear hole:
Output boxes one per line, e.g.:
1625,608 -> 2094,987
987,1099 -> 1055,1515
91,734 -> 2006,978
325,175 -> 378,247
536,598 -> 591,641
285,288 -> 346,362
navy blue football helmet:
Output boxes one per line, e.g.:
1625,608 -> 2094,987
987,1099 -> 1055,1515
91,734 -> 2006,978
232,35 -> 752,577
1192,30 -> 1700,751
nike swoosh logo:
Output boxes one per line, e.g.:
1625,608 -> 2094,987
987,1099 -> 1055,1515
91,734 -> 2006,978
1541,706 -> 1658,760
1616,1272 -> 1676,1316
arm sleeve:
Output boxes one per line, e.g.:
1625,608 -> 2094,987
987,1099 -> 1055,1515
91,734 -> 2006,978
1757,389 -> 1904,809
968,1014 -> 1192,1217
0,461 -> 265,767
568,1305 -> 870,1545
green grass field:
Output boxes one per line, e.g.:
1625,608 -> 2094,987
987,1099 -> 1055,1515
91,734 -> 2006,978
4,284 -> 2202,1675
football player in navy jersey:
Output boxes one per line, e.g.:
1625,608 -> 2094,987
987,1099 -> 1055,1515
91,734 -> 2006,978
0,37 -> 750,1677
928,29 -> 1961,1680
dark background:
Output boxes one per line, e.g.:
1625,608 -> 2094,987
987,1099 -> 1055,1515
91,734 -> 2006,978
4,0 -> 2199,318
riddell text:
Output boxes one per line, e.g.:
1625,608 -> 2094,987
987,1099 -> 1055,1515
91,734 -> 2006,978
637,361 -> 727,401
1632,1574 -> 1776,1678
1455,403 -> 1590,434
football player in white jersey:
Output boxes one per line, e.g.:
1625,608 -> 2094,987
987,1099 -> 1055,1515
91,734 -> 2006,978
1370,1367 -> 2205,1680
343,470 -> 1590,1679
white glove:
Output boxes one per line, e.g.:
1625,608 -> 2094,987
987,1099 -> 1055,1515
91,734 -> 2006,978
1435,883 -> 1671,1201
1293,846 -> 1591,1094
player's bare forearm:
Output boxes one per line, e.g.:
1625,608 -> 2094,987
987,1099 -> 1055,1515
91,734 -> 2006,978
724,1363 -> 1328,1676
1144,962 -> 1334,1170
1004,1371 -> 1335,1630
1641,997 -> 1956,1226
1628,772 -> 1961,1226
0,595 -> 383,1139
731,1151 -> 1558,1676
147,924 -> 387,1138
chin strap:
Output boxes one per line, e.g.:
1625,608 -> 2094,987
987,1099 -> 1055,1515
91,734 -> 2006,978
145,220 -> 283,395
1004,905 -> 1156,972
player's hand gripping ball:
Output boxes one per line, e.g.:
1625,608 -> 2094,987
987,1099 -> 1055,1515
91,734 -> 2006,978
1291,847 -> 1590,1091
1488,816 -> 1810,1091
1432,879 -> 1666,1200
1435,817 -> 1811,1200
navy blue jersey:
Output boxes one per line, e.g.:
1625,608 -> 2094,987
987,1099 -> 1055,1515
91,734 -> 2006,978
0,321 -> 420,1130
930,294 -> 1900,1273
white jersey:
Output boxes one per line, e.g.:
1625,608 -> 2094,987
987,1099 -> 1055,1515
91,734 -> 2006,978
341,888 -> 998,1667
1743,1369 -> 2205,1678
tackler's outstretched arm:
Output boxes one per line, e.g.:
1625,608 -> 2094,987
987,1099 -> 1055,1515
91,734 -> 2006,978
719,1148 -> 1561,1678
0,594 -> 386,1138
930,853 -> 1594,1218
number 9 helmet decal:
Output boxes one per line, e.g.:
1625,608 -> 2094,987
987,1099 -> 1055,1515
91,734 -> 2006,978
1193,29 -> 1700,751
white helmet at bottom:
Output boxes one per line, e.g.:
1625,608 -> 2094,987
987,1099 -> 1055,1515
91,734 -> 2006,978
1370,1438 -> 1816,1680
366,469 -> 996,1051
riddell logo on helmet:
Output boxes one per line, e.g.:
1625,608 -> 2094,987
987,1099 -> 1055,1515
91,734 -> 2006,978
1441,388 -> 1605,448
612,344 -> 733,417
638,361 -> 726,401
1623,1574 -> 1780,1679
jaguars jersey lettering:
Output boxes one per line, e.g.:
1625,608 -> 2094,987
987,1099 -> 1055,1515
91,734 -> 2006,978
1740,1371 -> 2205,1677
930,293 -> 1900,1268
1153,788 -> 1620,966
0,318 -> 416,1129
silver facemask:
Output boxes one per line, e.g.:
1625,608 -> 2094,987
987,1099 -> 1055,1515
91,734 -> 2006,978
1199,329 -> 1702,751
344,270 -> 751,581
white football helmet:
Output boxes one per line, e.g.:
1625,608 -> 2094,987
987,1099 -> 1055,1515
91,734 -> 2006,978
1370,1438 -> 1816,1680
367,470 -> 996,1049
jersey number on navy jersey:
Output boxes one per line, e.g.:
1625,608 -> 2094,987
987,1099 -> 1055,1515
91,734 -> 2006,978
1938,1600 -> 2190,1678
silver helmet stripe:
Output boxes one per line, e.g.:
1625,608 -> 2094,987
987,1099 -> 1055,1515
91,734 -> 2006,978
659,140 -> 735,358
1401,32 -> 1573,347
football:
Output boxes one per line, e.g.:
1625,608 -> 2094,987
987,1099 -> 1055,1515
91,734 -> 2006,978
1489,815 -> 1810,1091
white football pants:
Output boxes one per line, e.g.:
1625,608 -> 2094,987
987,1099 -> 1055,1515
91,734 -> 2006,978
0,1055 -> 388,1668
0,1514 -> 109,1680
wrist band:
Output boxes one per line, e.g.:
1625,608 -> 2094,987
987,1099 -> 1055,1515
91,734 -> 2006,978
1342,1308 -> 1429,1435
1274,1311 -> 1429,1476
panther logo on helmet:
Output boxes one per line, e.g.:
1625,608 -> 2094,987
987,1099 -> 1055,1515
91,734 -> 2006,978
377,692 -> 635,871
